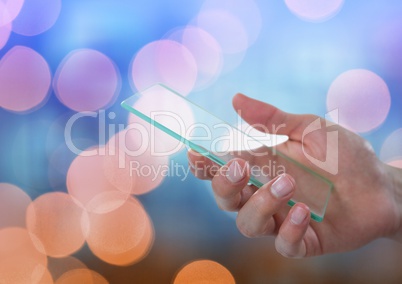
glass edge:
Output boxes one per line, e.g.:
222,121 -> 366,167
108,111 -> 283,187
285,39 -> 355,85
121,83 -> 333,222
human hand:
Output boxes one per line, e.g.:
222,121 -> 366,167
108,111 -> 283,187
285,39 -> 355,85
188,93 -> 402,258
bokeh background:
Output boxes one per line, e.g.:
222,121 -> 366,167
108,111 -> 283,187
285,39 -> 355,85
1,0 -> 402,283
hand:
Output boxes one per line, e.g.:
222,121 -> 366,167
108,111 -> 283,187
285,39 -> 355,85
188,93 -> 402,258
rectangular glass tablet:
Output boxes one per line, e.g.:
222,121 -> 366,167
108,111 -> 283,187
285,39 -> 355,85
121,83 -> 333,222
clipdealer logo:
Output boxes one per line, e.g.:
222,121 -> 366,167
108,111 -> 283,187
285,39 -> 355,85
301,109 -> 339,175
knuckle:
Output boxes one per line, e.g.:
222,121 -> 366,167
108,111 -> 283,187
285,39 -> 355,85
275,237 -> 304,259
249,191 -> 269,216
236,218 -> 257,238
215,195 -> 241,212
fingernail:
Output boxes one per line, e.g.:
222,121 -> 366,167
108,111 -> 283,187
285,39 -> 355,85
291,206 -> 308,225
271,174 -> 294,198
226,161 -> 247,184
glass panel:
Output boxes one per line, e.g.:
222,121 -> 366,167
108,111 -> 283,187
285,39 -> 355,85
121,83 -> 333,222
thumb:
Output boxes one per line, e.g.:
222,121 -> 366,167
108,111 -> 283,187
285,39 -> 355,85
232,93 -> 319,141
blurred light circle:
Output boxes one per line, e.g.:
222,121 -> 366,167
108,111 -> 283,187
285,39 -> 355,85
326,69 -> 391,133
54,49 -> 120,112
174,259 -> 235,284
113,128 -> 169,195
12,0 -> 61,36
128,84 -> 195,156
0,46 -> 51,112
0,227 -> 48,283
388,160 -> 402,169
48,256 -> 87,282
0,183 -> 32,229
86,196 -> 154,266
26,192 -> 87,258
371,19 -> 402,81
0,23 -> 11,49
285,0 -> 344,22
168,26 -> 223,91
130,40 -> 197,96
193,10 -> 248,73
36,268 -> 54,284
380,128 -> 402,162
200,0 -> 262,47
196,10 -> 248,54
67,146 -> 133,214
48,139 -> 96,189
55,269 -> 108,284
0,0 -> 24,26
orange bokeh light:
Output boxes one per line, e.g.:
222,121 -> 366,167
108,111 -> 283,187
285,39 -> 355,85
0,227 -> 48,283
110,129 -> 169,195
86,196 -> 154,266
55,268 -> 108,284
26,192 -> 87,258
48,256 -> 87,281
67,146 -> 133,213
174,260 -> 235,284
37,268 -> 54,284
0,183 -> 32,229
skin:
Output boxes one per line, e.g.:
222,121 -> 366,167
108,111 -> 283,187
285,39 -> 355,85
187,93 -> 402,258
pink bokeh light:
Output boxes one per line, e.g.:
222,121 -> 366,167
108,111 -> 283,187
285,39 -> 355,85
0,0 -> 24,26
285,0 -> 344,22
12,0 -> 62,36
380,128 -> 402,163
0,46 -> 51,113
200,0 -> 262,47
388,160 -> 402,169
0,23 -> 11,50
168,26 -> 223,91
54,49 -> 120,112
327,69 -> 391,133
196,10 -> 248,54
130,40 -> 197,96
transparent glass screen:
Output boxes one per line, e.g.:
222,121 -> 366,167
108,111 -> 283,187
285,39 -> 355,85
121,84 -> 333,222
